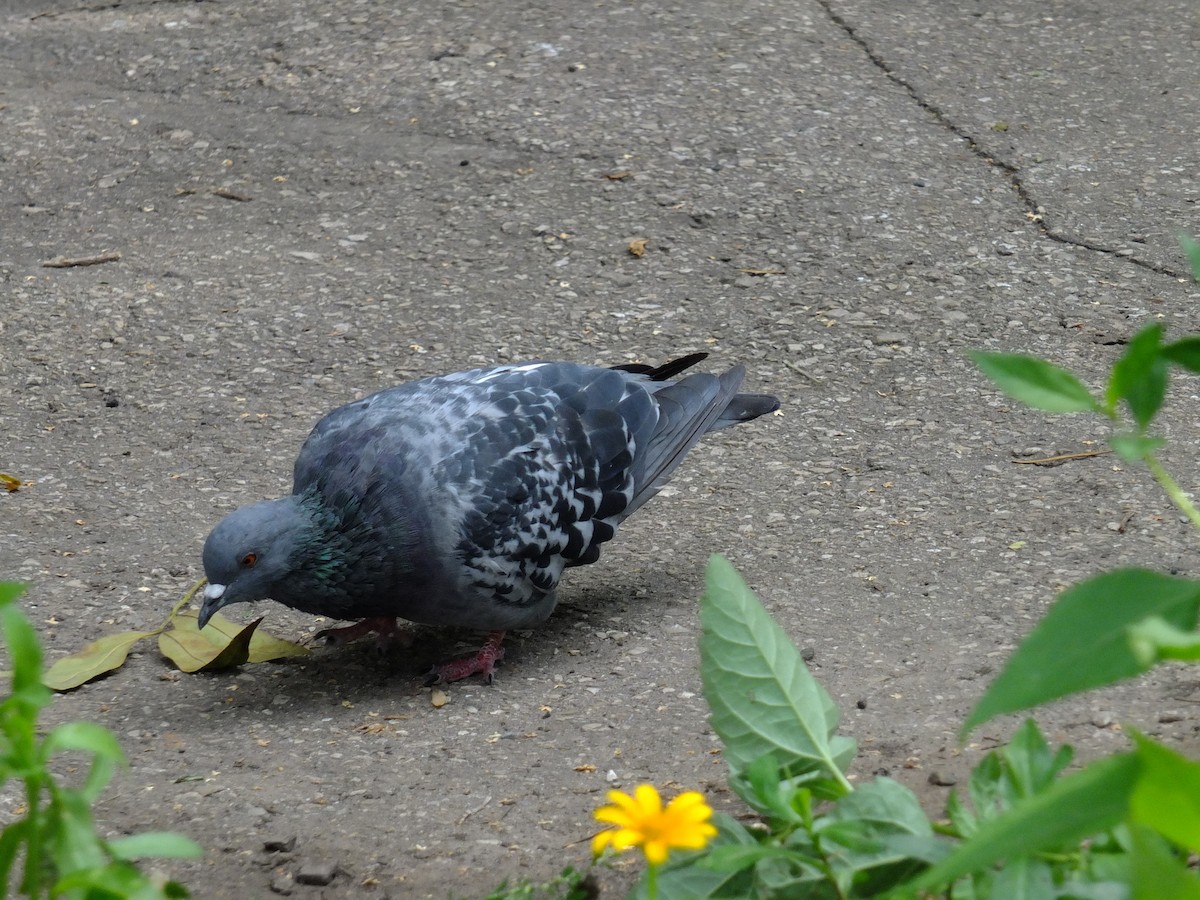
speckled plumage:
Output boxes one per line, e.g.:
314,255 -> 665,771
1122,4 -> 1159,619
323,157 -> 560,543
199,355 -> 778,679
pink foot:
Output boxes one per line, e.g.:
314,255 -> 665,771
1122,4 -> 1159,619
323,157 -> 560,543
424,631 -> 506,686
314,616 -> 410,651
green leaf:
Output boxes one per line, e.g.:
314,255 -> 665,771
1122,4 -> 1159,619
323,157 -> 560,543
969,351 -> 1100,414
0,582 -> 27,605
1163,337 -> 1200,376
897,752 -> 1140,896
52,860 -> 167,898
43,630 -> 157,691
998,719 -> 1073,801
1127,617 -> 1200,666
107,832 -> 203,861
1130,732 -> 1200,852
700,555 -> 855,796
729,753 -> 806,824
1110,432 -> 1167,463
46,786 -> 109,877
990,855 -> 1054,899
1106,324 -> 1166,429
1130,824 -> 1200,900
1,599 -> 44,695
945,789 -> 975,838
41,721 -> 126,764
962,569 -> 1200,736
1180,234 -> 1200,283
818,778 -> 942,895
0,820 -> 30,899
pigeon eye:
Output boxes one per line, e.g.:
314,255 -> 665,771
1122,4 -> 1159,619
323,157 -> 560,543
241,553 -> 258,568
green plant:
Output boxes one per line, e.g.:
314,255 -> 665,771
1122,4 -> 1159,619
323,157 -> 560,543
462,236 -> 1200,897
633,558 -> 1199,899
616,239 -> 1200,897
1,582 -> 202,898
482,864 -> 597,900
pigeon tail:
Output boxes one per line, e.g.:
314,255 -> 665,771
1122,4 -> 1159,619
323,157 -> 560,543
624,364 -> 777,518
709,391 -> 780,431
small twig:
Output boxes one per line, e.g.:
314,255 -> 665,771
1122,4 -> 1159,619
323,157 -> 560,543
31,1 -> 123,19
1011,449 -> 1111,467
211,187 -> 252,202
177,186 -> 253,202
42,251 -> 121,269
457,795 -> 492,825
783,359 -> 823,383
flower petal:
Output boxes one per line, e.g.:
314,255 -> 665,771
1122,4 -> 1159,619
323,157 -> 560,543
633,784 -> 663,816
643,839 -> 670,866
595,805 -> 636,827
667,792 -> 712,816
608,829 -> 642,852
592,830 -> 616,857
603,789 -> 641,816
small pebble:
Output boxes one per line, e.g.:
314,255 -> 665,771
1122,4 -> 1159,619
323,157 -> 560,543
269,874 -> 294,896
927,771 -> 958,787
800,647 -> 816,662
263,835 -> 297,853
296,861 -> 336,886
430,688 -> 449,708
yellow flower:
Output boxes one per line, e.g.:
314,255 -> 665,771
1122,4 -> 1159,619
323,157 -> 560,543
592,784 -> 717,865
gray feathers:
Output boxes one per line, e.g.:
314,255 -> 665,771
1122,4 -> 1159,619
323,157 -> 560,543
200,355 -> 779,634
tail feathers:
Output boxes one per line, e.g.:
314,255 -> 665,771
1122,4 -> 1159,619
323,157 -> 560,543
610,352 -> 709,382
710,391 -> 780,431
624,365 -> 777,519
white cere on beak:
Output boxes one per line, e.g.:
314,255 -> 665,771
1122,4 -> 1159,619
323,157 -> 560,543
203,583 -> 227,601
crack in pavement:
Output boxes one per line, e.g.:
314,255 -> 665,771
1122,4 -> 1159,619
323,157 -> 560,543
814,0 -> 1188,281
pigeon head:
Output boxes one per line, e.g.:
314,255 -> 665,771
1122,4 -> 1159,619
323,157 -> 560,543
199,497 -> 313,628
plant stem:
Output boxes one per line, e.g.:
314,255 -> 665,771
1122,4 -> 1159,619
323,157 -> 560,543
1144,454 -> 1200,533
646,861 -> 658,900
20,775 -> 42,897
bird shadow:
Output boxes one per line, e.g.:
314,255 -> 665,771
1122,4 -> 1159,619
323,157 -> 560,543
186,563 -> 699,714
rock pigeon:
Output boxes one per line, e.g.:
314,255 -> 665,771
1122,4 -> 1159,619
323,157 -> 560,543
199,354 -> 778,683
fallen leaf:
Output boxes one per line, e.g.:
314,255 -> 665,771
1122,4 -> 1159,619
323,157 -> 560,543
159,614 -> 266,673
604,170 -> 633,181
0,472 -> 21,492
627,238 -> 649,258
170,608 -> 309,664
43,630 -> 157,691
158,626 -> 228,673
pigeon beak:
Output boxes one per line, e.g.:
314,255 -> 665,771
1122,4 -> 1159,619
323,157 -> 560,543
198,582 -> 227,629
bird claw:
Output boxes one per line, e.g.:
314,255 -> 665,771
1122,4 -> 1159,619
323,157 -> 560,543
423,632 -> 506,685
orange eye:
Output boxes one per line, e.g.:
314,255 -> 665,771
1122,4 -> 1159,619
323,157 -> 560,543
241,553 -> 258,568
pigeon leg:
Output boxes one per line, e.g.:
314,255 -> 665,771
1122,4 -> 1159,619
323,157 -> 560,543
424,631 -> 507,686
314,616 -> 408,650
